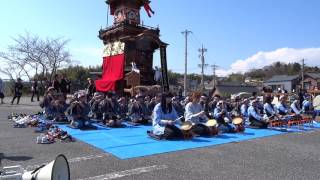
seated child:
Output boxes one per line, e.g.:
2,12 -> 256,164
39,87 -> 56,120
128,94 -> 151,124
70,93 -> 92,129
118,96 -> 129,120
100,92 -> 122,127
89,92 -> 105,120
52,93 -> 69,122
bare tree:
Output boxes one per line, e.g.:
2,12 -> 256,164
43,37 -> 71,80
0,32 -> 72,83
0,62 -> 21,80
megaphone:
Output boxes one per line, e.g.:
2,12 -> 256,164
22,154 -> 70,180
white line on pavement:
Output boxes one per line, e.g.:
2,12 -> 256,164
25,154 -> 108,170
68,154 -> 107,163
78,165 -> 168,180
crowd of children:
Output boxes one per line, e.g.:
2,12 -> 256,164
38,85 -> 319,140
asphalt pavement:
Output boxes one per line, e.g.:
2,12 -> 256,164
1,97 -> 320,180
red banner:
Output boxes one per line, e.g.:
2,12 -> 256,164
95,54 -> 125,92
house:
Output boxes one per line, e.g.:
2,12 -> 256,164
263,75 -> 300,93
245,77 -> 264,87
189,80 -> 199,91
212,82 -> 259,98
302,73 -> 320,90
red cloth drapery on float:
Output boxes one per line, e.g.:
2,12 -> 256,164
95,54 -> 125,92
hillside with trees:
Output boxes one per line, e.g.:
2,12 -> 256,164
244,61 -> 320,81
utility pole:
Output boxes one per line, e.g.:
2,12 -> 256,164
301,59 -> 305,90
211,64 -> 219,89
181,29 -> 192,96
198,44 -> 208,92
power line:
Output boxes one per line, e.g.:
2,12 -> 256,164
190,33 -> 203,47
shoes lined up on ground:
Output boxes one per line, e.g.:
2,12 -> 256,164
36,125 -> 75,144
8,111 -> 75,144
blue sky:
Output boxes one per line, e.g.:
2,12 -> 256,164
1,0 -> 320,78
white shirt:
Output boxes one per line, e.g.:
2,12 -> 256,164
185,102 -> 208,124
264,103 -> 276,116
152,103 -> 178,135
290,102 -> 301,114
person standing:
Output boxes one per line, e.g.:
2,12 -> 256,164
31,79 -> 40,102
178,86 -> 183,101
65,76 -> 71,94
52,74 -> 61,92
11,78 -> 23,105
0,77 -> 4,104
86,78 -> 96,101
43,78 -> 52,93
60,74 -> 68,95
154,66 -> 162,85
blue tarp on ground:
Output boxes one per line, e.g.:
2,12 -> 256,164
59,122 -> 320,159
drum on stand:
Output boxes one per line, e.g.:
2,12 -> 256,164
180,121 -> 193,139
232,117 -> 245,132
206,119 -> 218,136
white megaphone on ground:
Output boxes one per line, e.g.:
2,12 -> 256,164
22,154 -> 70,180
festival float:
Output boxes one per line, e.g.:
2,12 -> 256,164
95,0 -> 169,96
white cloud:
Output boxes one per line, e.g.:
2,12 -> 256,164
217,47 -> 320,76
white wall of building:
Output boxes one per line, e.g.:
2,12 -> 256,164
264,81 -> 292,92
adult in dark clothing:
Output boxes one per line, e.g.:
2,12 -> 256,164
11,78 -> 23,105
60,74 -> 69,94
178,86 -> 183,100
52,74 -> 61,92
172,96 -> 184,118
0,77 -> 4,104
65,77 -> 71,94
86,78 -> 96,101
31,80 -> 40,102
44,78 -> 52,92
209,95 -> 220,113
298,89 -> 305,109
